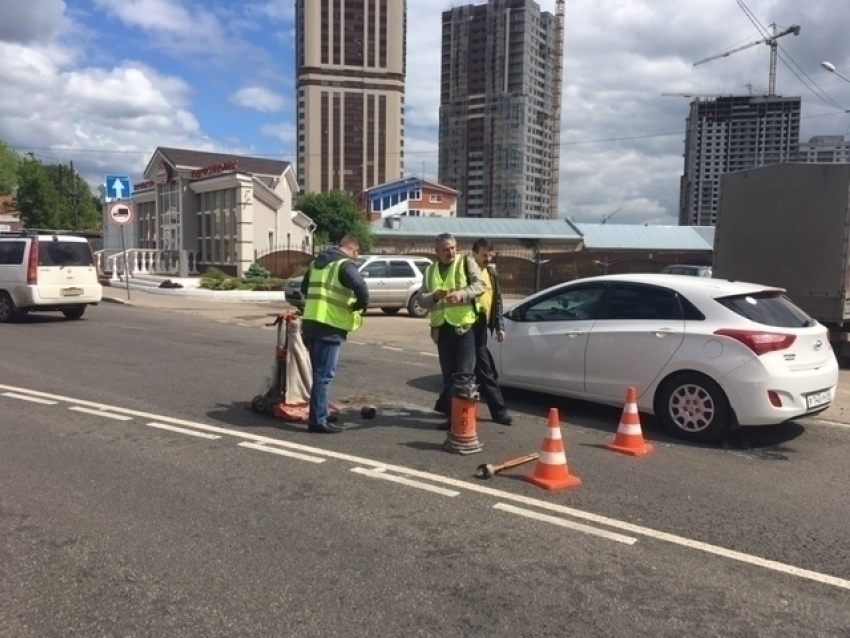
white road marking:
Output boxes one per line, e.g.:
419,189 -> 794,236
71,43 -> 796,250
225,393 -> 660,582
147,422 -> 221,440
69,406 -> 133,421
351,467 -> 460,497
1,392 -> 58,405
239,442 -> 326,463
809,418 -> 850,430
418,352 -> 439,358
494,503 -> 637,545
3,381 -> 849,592
382,346 -> 403,351
349,340 -> 366,345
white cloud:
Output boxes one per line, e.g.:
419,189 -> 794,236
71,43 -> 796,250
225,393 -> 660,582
231,86 -> 288,113
0,0 -> 66,43
261,122 -> 296,145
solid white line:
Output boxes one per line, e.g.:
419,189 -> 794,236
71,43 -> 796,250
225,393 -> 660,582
809,418 -> 850,430
382,346 -> 403,351
239,442 -> 326,463
69,406 -> 133,421
349,340 -> 366,345
3,381 -> 848,592
418,352 -> 439,357
147,422 -> 221,440
494,503 -> 637,545
1,392 -> 58,405
351,467 -> 460,497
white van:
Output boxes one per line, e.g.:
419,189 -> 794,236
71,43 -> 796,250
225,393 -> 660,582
0,231 -> 103,322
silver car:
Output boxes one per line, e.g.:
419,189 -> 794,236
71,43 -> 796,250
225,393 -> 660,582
285,255 -> 433,318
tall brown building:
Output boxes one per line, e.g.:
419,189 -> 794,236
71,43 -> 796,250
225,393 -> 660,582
295,0 -> 407,197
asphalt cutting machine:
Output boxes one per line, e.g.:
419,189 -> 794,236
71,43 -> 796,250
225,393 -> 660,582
247,312 -> 339,423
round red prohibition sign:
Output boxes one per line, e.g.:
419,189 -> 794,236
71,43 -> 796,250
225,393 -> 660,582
108,201 -> 135,226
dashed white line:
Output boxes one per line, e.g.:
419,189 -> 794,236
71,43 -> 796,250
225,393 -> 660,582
351,467 -> 460,497
494,503 -> 637,545
69,406 -> 133,421
239,442 -> 326,463
3,381 -> 850,592
349,340 -> 366,345
418,351 -> 439,358
382,346 -> 403,351
2,392 -> 58,405
147,422 -> 221,439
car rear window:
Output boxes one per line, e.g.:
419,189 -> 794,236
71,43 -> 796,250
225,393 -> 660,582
38,241 -> 94,267
715,291 -> 813,328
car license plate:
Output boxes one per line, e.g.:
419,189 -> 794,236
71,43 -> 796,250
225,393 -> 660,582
805,389 -> 831,411
61,287 -> 83,297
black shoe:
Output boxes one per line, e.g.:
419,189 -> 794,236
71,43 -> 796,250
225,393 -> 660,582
328,414 -> 339,423
436,420 -> 450,431
433,401 -> 448,415
493,413 -> 513,426
308,423 -> 343,434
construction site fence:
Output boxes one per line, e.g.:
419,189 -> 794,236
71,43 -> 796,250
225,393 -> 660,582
255,244 -> 712,297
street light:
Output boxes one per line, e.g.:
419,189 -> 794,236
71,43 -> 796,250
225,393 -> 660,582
822,61 -> 850,84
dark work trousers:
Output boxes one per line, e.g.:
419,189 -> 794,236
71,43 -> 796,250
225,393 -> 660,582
434,324 -> 476,412
473,313 -> 508,419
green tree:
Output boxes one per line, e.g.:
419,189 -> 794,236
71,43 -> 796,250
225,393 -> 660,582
0,140 -> 20,196
295,190 -> 373,251
16,158 -> 101,231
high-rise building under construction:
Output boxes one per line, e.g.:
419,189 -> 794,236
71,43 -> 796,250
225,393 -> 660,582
679,95 -> 801,226
438,0 -> 563,219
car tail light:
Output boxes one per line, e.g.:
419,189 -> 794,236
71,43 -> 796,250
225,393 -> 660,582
767,390 -> 782,407
714,329 -> 796,356
26,240 -> 39,285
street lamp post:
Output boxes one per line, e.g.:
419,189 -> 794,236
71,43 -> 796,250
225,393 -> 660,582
822,61 -> 850,85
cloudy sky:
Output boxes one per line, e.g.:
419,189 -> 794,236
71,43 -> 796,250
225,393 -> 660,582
1,0 -> 848,225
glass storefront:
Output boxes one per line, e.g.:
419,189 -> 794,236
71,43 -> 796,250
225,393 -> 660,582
159,180 -> 180,251
196,187 -> 238,265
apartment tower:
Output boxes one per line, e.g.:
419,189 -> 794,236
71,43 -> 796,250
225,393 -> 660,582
679,95 -> 801,226
295,1 -> 406,196
439,0 -> 561,219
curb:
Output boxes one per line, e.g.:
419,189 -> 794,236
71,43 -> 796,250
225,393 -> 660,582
100,296 -> 133,306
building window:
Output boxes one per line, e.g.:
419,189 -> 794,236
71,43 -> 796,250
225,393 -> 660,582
429,194 -> 443,203
409,189 -> 421,200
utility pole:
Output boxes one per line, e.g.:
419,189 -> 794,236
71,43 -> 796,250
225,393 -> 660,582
69,160 -> 79,232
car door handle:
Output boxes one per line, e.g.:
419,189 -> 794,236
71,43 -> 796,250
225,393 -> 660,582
654,328 -> 677,337
564,330 -> 585,337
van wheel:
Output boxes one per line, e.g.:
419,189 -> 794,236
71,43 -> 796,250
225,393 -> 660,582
655,372 -> 730,443
62,307 -> 86,320
381,307 -> 400,315
0,292 -> 19,323
407,293 -> 429,319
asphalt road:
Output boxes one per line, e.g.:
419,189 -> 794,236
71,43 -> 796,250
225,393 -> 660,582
1,303 -> 849,637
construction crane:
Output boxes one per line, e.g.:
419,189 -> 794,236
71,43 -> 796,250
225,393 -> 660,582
601,207 -> 622,224
661,84 -> 757,99
548,0 -> 565,219
692,23 -> 801,96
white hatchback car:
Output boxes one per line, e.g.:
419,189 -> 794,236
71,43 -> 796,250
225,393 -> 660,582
0,231 -> 103,322
489,273 -> 839,442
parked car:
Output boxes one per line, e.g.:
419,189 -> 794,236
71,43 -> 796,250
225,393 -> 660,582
0,230 -> 103,322
661,264 -> 713,277
488,273 -> 838,442
285,255 -> 433,318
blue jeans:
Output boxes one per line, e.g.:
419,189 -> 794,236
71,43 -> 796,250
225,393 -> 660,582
305,337 -> 341,427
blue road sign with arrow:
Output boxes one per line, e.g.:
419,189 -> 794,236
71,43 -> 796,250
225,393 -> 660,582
104,174 -> 131,201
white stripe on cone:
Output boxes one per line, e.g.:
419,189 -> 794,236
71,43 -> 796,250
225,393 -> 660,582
617,422 -> 643,436
539,450 -> 567,465
546,427 -> 562,441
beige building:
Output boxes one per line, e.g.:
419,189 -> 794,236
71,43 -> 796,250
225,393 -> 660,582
295,0 -> 406,196
127,147 -> 313,277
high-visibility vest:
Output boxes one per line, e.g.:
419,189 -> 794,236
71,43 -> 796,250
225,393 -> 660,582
426,256 -> 478,328
303,259 -> 363,332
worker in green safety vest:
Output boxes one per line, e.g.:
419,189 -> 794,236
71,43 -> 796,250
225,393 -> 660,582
417,232 -> 486,430
300,235 -> 369,434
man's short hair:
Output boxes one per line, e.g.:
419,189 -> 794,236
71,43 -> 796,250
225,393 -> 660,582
435,233 -> 456,246
339,234 -> 361,250
472,238 -> 493,253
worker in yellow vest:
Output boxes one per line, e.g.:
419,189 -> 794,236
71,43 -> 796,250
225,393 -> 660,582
300,235 -> 369,433
471,238 -> 513,425
418,233 -> 485,429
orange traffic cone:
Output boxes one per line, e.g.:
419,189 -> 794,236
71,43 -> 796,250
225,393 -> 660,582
606,387 -> 654,456
524,408 -> 581,490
